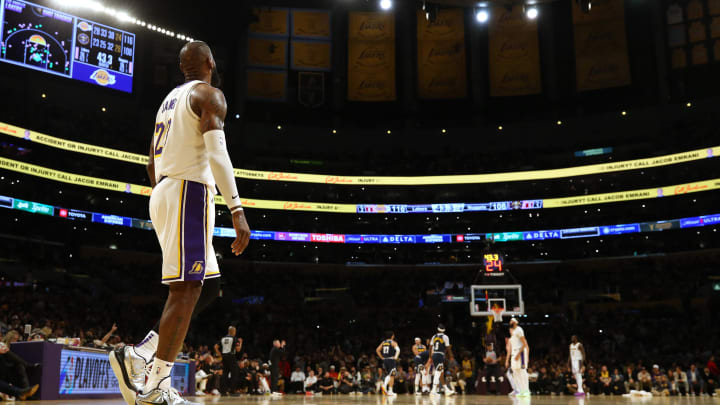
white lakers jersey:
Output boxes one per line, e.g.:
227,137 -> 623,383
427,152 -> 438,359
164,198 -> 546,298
570,343 -> 583,362
152,80 -> 215,189
510,326 -> 525,351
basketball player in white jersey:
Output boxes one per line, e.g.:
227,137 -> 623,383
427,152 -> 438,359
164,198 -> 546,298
509,318 -> 530,397
569,335 -> 586,397
109,41 -> 250,405
504,336 -> 519,396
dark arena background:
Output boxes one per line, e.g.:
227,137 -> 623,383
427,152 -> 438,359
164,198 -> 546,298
1,0 -> 720,404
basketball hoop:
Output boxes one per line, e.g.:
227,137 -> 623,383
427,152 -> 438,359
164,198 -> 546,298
491,307 -> 504,323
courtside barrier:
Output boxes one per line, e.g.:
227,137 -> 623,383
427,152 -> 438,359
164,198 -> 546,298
1,157 -> 719,213
1,121 -> 717,186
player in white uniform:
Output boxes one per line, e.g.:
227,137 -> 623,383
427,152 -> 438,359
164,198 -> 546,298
504,336 -> 519,396
109,41 -> 250,405
569,335 -> 586,396
509,318 -> 530,397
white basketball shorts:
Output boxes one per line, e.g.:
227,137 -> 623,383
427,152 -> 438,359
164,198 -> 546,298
149,177 -> 220,284
572,360 -> 581,374
511,349 -> 527,370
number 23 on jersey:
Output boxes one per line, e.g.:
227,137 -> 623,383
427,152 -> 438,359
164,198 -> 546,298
154,119 -> 172,157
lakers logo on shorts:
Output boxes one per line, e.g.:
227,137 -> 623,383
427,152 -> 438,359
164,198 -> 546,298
189,261 -> 205,274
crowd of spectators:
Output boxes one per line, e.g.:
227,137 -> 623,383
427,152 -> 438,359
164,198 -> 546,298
0,243 -> 718,398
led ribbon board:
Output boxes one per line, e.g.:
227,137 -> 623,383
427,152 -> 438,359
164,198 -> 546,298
1,122 -> 717,185
2,194 -> 719,244
0,0 -> 135,92
1,156 -> 719,213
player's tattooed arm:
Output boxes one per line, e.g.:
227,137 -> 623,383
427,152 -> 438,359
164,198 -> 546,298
192,83 -> 227,133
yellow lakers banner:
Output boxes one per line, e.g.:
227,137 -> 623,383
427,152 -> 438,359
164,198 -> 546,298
291,40 -> 331,71
348,12 -> 396,101
2,121 -> 719,186
246,69 -> 287,101
2,156 -> 719,213
489,6 -> 542,97
416,9 -> 467,99
291,9 -> 331,39
572,0 -> 631,91
247,37 -> 287,68
249,8 -> 289,37
348,12 -> 395,40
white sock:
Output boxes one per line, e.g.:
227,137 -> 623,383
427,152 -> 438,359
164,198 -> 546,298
433,370 -> 441,390
415,373 -> 420,391
133,331 -> 158,362
144,359 -> 174,393
576,373 -> 584,393
384,375 -> 390,390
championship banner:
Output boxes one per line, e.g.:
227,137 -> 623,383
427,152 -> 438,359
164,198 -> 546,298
572,0 -> 631,91
291,40 -> 331,71
348,12 -> 395,41
1,122 -> 719,185
489,6 -> 542,97
416,9 -> 467,99
249,7 -> 289,37
291,9 -> 331,39
246,69 -> 287,101
348,12 -> 396,101
247,37 -> 288,68
347,39 -> 396,101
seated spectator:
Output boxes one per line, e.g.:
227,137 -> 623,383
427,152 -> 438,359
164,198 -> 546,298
0,343 -> 38,401
637,367 -> 653,392
598,365 -> 612,395
304,370 -> 318,394
688,364 -> 702,395
674,366 -> 688,396
318,372 -> 335,395
537,367 -> 552,395
611,368 -> 625,395
394,366 -> 408,394
702,366 -> 716,396
289,366 -> 305,394
652,373 -> 670,396
624,365 -> 637,392
337,369 -> 354,394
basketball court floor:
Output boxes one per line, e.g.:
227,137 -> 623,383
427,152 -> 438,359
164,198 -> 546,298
17,394 -> 719,405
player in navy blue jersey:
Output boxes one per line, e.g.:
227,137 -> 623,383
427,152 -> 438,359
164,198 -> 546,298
412,337 -> 430,394
375,331 -> 400,397
429,324 -> 455,396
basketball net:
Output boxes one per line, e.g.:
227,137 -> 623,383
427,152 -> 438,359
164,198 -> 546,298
491,306 -> 504,323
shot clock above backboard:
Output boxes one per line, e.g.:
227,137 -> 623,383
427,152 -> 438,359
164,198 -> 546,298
482,252 -> 504,277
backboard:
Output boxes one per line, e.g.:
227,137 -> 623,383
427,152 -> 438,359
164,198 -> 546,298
470,284 -> 524,317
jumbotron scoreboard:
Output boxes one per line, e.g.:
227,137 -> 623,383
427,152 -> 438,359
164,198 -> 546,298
0,0 -> 135,92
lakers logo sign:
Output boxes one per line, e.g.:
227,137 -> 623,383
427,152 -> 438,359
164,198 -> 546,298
90,69 -> 117,86
189,261 -> 204,274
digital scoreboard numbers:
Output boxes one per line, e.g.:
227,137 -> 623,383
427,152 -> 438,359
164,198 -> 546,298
0,0 -> 135,92
483,253 -> 505,277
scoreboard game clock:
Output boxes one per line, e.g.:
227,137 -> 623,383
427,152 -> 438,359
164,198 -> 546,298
482,252 -> 504,277
0,0 -> 135,92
